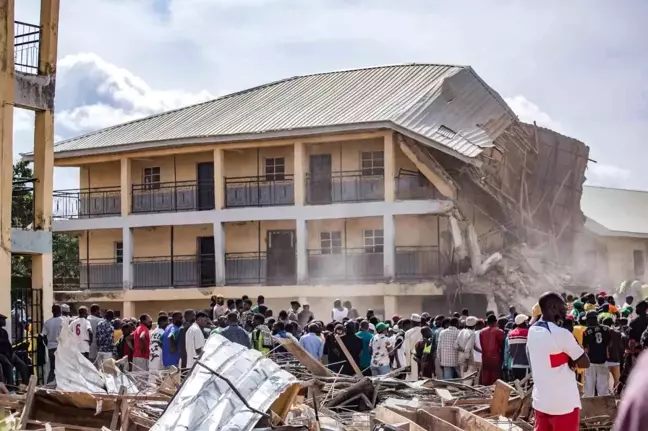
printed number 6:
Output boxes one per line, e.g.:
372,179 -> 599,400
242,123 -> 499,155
76,324 -> 81,336
595,332 -> 603,344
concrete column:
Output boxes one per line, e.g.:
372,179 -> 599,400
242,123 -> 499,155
32,253 -> 53,321
214,222 -> 225,285
384,295 -> 397,321
296,218 -> 308,284
0,0 -> 16,331
383,214 -> 395,279
294,142 -> 306,205
122,227 -> 133,289
123,301 -> 135,319
384,132 -> 396,202
214,148 -> 225,209
120,158 -> 131,216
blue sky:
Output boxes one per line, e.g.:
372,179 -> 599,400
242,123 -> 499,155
14,0 -> 648,191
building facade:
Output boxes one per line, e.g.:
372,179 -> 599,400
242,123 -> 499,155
40,64 -> 518,320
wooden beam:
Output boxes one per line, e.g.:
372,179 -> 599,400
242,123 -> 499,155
489,380 -> 515,417
18,375 -> 37,429
274,338 -> 333,377
334,334 -> 363,377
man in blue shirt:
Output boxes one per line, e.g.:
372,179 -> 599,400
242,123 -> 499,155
162,311 -> 183,368
299,324 -> 324,360
221,312 -> 251,348
356,320 -> 374,375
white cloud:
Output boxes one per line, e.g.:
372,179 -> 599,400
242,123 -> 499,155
505,95 -> 562,132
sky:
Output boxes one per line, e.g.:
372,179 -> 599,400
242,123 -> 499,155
13,0 -> 648,191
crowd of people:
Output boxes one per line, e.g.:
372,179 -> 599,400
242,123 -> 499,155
2,289 -> 648,430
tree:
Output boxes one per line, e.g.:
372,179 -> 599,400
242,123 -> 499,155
11,161 -> 79,281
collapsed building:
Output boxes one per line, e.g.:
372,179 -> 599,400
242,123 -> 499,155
27,63 -> 590,318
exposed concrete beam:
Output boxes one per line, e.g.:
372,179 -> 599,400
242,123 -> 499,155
14,72 -> 54,111
397,134 -> 459,200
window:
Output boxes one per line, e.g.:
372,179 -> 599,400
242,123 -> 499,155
143,167 -> 161,190
115,242 -> 124,264
363,229 -> 384,253
634,250 -> 645,277
361,151 -> 384,176
320,231 -> 342,254
265,157 -> 285,181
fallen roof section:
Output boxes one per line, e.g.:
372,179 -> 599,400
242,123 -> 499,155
35,63 -> 516,163
151,334 -> 299,431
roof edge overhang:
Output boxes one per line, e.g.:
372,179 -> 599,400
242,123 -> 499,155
584,217 -> 648,239
23,121 -> 483,167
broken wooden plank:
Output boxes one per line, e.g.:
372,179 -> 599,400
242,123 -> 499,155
327,377 -> 374,409
435,388 -> 455,403
490,380 -> 514,417
375,406 -> 425,431
110,386 -> 127,431
415,409 -> 462,431
27,420 -> 102,431
18,375 -> 37,430
334,334 -> 363,377
274,337 -> 334,377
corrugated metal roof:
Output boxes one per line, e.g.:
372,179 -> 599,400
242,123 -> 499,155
582,185 -> 648,236
151,334 -> 298,431
49,63 -> 517,160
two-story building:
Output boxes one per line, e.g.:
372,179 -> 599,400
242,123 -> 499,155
33,63 -> 521,320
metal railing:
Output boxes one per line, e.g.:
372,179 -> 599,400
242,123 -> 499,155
53,187 -> 121,219
224,175 -> 294,208
308,247 -> 384,282
225,251 -> 268,285
14,21 -> 41,75
306,170 -> 384,204
132,255 -> 214,288
12,178 -> 35,228
131,180 -> 214,213
53,259 -> 123,291
395,246 -> 444,280
395,172 -> 440,200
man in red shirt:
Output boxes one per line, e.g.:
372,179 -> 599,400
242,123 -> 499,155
479,314 -> 505,385
133,314 -> 152,371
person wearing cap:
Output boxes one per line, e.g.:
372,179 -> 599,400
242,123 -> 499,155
455,316 -> 477,377
404,313 -> 423,380
506,314 -> 530,380
369,322 -> 393,376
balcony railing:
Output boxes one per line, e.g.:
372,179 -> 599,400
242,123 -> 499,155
306,171 -> 384,205
132,255 -> 214,289
14,21 -> 41,75
132,181 -> 215,214
225,175 -> 294,208
396,172 -> 440,200
308,248 -> 384,282
53,259 -> 122,291
12,179 -> 34,228
225,252 -> 268,285
395,246 -> 444,280
53,187 -> 121,219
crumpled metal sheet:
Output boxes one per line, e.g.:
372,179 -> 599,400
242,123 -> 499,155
151,334 -> 298,431
55,320 -> 138,394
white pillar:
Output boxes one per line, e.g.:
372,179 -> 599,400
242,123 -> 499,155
122,227 -> 133,290
296,218 -> 308,284
214,222 -> 226,285
383,214 -> 395,279
384,295 -> 397,321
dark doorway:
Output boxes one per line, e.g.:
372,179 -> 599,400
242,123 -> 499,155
266,230 -> 296,285
196,162 -> 215,210
309,154 -> 332,204
422,294 -> 488,317
198,236 -> 215,286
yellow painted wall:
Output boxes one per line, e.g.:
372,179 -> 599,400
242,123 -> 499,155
305,138 -> 383,173
307,217 -> 383,250
394,144 -> 418,174
81,162 -> 121,189
224,146 -> 294,178
225,220 -> 297,253
395,215 -> 440,247
603,236 -> 648,282
79,229 -> 122,260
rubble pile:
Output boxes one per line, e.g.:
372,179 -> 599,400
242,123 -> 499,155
0,334 -> 618,431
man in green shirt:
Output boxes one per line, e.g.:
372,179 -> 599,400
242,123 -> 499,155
355,320 -> 374,376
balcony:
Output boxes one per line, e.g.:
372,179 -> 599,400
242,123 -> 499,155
53,187 -> 121,219
395,246 -> 444,280
225,252 -> 267,285
132,181 -> 214,214
306,171 -> 384,205
54,259 -> 122,291
396,171 -> 440,200
225,175 -> 294,208
308,248 -> 384,283
132,255 -> 215,289
14,21 -> 40,75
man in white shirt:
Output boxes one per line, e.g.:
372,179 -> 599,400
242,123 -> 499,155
185,311 -> 209,369
331,300 -> 348,322
527,292 -> 590,431
87,304 -> 103,363
404,314 -> 423,380
70,306 -> 93,359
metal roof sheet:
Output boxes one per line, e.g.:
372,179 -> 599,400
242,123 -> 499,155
581,185 -> 648,236
49,63 -> 517,160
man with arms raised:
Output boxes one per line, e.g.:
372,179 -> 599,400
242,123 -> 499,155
527,292 -> 590,431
